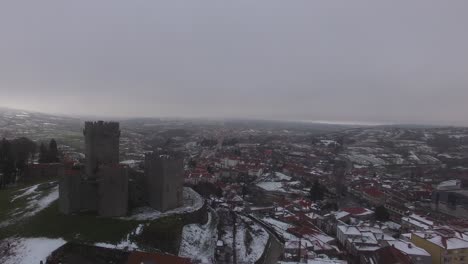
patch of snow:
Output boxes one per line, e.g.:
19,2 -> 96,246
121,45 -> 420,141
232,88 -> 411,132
274,172 -> 292,181
23,186 -> 59,218
179,208 -> 218,264
123,187 -> 204,221
0,183 -> 59,228
11,184 -> 40,202
95,224 -> 145,251
236,216 -> 269,263
388,240 -> 430,256
0,237 -> 66,264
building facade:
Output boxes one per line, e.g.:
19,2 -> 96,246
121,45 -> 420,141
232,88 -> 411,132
412,232 -> 468,264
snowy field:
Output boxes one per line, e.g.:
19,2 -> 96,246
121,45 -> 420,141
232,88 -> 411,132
123,187 -> 204,221
0,182 -> 59,228
236,215 -> 269,263
179,208 -> 218,264
0,237 -> 66,264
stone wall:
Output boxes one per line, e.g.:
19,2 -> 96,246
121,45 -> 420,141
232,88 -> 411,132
97,165 -> 128,217
145,152 -> 184,212
80,180 -> 99,212
83,121 -> 120,178
128,170 -> 147,208
59,172 -> 82,214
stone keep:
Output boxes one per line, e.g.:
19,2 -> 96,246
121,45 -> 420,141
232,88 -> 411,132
58,172 -> 82,214
145,152 -> 184,212
83,121 -> 120,178
97,165 -> 128,217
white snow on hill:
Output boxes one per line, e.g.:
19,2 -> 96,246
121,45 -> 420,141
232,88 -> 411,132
179,208 -> 218,264
0,182 -> 59,228
236,216 -> 269,263
0,237 -> 66,264
11,184 -> 40,202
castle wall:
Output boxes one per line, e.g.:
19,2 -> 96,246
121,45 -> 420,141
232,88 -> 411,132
83,121 -> 120,178
145,153 -> 184,212
97,165 -> 128,217
59,172 -> 82,214
80,180 -> 99,212
128,170 -> 147,208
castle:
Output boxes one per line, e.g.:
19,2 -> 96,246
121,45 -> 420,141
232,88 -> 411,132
59,121 -> 184,217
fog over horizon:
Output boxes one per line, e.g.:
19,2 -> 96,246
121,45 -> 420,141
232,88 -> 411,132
1,1 -> 467,126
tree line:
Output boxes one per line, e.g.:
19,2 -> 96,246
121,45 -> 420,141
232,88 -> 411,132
0,138 -> 59,188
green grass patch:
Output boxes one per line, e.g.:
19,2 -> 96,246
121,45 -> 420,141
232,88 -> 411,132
0,187 -> 23,223
2,201 -> 138,243
0,181 -> 205,254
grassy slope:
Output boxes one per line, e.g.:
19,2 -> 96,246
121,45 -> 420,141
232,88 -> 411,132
0,180 -> 203,254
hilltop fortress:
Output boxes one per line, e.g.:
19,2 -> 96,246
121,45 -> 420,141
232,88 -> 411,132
59,121 -> 184,217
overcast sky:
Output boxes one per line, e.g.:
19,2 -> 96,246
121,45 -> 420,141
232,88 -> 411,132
0,1 -> 467,125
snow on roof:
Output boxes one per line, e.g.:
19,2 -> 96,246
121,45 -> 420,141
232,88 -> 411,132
389,240 -> 430,256
275,172 -> 292,181
262,217 -> 293,231
384,221 -> 401,230
354,245 -> 381,252
341,207 -> 373,216
334,211 -> 351,220
408,214 -> 433,226
437,179 -> 462,190
402,217 -> 430,230
445,237 -> 468,250
413,232 -> 468,250
256,181 -> 284,192
338,225 -> 361,236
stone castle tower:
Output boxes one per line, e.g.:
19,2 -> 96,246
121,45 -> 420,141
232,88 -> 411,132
83,121 -> 120,178
145,152 -> 184,212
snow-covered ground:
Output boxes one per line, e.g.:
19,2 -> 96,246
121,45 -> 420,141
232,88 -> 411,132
0,237 -> 66,264
0,182 -> 59,228
11,184 -> 40,202
123,187 -> 204,221
236,216 -> 269,263
179,208 -> 218,264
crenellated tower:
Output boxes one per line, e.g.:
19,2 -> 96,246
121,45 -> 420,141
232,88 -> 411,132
83,121 -> 120,178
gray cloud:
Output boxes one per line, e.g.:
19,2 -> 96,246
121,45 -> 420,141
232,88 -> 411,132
0,1 -> 467,125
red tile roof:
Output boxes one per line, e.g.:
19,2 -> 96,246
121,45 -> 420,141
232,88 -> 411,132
373,246 -> 412,264
363,187 -> 385,198
342,207 -> 367,215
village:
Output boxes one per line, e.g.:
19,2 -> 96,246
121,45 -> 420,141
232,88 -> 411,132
1,112 -> 468,264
